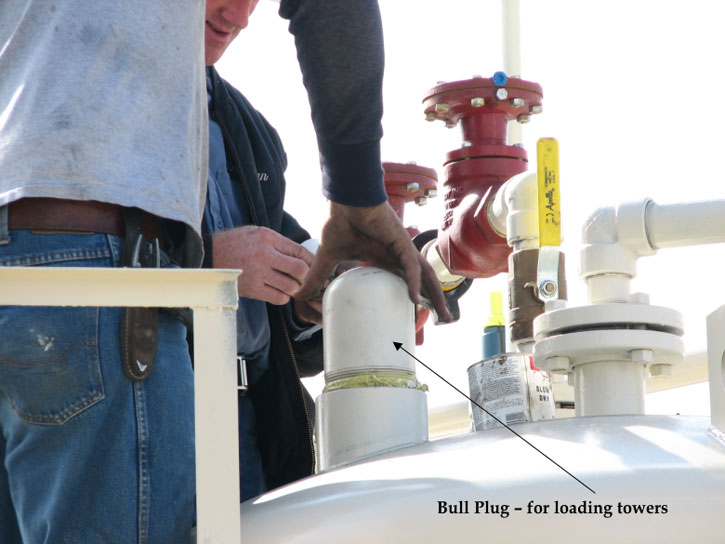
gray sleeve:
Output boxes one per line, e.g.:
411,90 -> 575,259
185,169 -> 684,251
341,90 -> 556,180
279,0 -> 387,207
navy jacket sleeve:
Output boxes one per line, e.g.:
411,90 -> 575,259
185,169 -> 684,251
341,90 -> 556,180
279,0 -> 387,207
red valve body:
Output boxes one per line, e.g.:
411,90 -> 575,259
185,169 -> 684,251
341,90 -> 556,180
422,76 -> 543,278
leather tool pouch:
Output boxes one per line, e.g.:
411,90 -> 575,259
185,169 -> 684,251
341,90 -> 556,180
120,209 -> 162,382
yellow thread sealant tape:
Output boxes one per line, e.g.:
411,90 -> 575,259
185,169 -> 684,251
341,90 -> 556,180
536,137 -> 561,247
323,370 -> 429,393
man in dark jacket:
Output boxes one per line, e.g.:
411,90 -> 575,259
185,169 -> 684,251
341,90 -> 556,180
203,0 -> 324,501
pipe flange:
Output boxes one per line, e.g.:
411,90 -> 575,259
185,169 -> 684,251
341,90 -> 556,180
533,302 -> 684,341
444,144 -> 528,166
383,162 -> 438,200
533,328 -> 684,374
423,77 -> 543,131
532,302 -> 684,374
383,162 -> 438,219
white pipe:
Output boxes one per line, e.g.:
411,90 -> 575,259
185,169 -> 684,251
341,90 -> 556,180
323,267 -> 415,380
585,274 -> 633,304
427,400 -> 472,439
501,0 -> 523,146
572,198 -> 725,419
488,170 -> 538,250
574,361 -> 647,416
648,200 -> 725,249
581,198 -> 725,303
317,267 -> 427,471
317,388 -> 428,470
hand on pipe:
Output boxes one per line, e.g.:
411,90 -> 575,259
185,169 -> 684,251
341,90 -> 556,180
293,297 -> 323,325
292,259 -> 360,325
295,201 -> 452,322
212,225 -> 314,305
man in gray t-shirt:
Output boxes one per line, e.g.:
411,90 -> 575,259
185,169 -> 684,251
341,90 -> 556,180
0,1 -> 449,542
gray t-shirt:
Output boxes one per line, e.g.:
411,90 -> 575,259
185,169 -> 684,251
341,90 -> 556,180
0,0 -> 208,265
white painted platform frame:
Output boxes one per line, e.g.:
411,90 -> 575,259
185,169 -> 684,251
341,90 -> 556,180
707,305 -> 725,440
0,267 -> 242,544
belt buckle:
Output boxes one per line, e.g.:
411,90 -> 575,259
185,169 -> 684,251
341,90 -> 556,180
129,234 -> 161,268
237,356 -> 248,392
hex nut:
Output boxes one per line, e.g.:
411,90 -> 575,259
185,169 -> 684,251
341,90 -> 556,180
495,88 -> 509,100
425,112 -> 437,122
406,182 -> 420,193
517,114 -> 531,124
630,349 -> 654,364
546,355 -> 571,373
649,364 -> 672,378
471,97 -> 485,108
540,280 -> 557,296
629,292 -> 650,305
435,103 -> 450,113
511,97 -> 525,108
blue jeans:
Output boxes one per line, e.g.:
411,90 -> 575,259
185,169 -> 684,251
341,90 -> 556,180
239,393 -> 266,502
0,228 -> 196,543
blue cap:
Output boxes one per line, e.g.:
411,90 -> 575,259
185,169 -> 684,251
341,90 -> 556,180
493,71 -> 508,86
482,326 -> 505,358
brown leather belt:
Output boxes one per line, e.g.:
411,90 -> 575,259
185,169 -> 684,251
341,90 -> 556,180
8,197 -> 164,244
7,197 -> 170,382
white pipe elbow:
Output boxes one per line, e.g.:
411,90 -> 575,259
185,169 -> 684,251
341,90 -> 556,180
581,200 -> 654,303
489,171 -> 538,250
581,198 -> 725,302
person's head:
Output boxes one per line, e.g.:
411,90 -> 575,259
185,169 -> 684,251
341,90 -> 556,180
205,0 -> 259,66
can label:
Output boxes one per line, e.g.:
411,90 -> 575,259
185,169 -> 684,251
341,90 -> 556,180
527,359 -> 555,423
467,353 -> 555,431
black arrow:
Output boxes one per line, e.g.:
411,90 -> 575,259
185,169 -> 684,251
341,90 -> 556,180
393,341 -> 596,494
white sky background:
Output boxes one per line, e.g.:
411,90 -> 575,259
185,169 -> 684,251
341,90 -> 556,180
217,0 -> 724,415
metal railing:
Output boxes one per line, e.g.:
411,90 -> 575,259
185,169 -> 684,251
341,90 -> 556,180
0,267 -> 242,543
